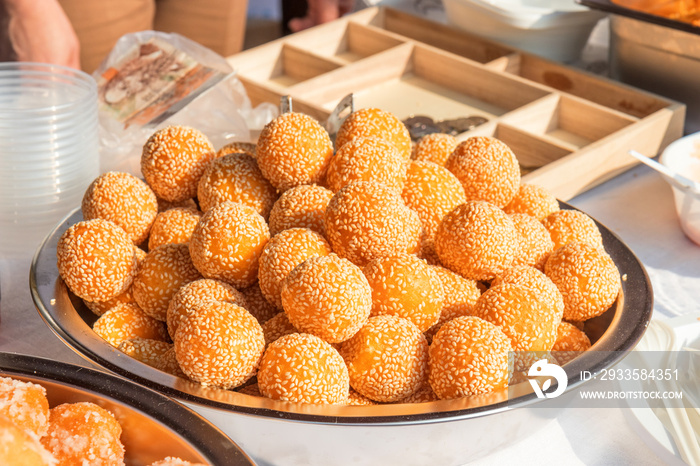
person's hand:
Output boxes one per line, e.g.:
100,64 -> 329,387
6,0 -> 80,69
288,0 -> 356,33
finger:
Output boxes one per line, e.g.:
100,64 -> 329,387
288,16 -> 315,33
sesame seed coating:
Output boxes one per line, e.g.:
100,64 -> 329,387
189,201 -> 270,288
412,133 -> 459,166
132,243 -> 202,322
141,125 -> 216,202
57,219 -> 137,302
256,112 -> 334,191
362,253 -> 444,332
339,315 -> 429,402
83,285 -> 136,317
174,301 -> 265,389
197,153 -> 278,219
0,376 -> 50,438
541,209 -> 604,251
429,316 -> 511,399
346,388 -> 378,406
281,253 -> 372,344
335,108 -> 412,160
425,265 -> 482,342
118,337 -> 172,368
0,414 -> 55,465
492,265 -> 565,318
503,183 -> 560,221
268,184 -> 333,237
544,241 -> 621,322
93,302 -> 169,347
445,136 -> 520,208
553,321 -> 591,352
258,228 -> 332,310
258,333 -> 349,404
397,381 -> 439,403
148,207 -> 201,250
261,312 -> 298,347
471,283 -> 561,352
166,278 -> 248,340
81,171 -> 159,245
509,213 -> 555,270
154,347 -> 188,379
240,281 -> 280,324
325,180 -> 422,267
216,141 -> 257,158
434,201 -> 518,281
325,137 -> 408,194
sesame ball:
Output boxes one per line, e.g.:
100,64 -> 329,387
553,321 -> 592,352
541,209 -> 604,251
93,302 -> 168,347
325,180 -> 422,267
0,376 -> 50,438
197,153 -> 278,218
57,219 -> 137,302
340,315 -> 429,402
425,265 -> 482,341
166,278 -> 247,340
336,108 -> 412,160
363,253 -> 444,332
445,136 -> 520,208
492,265 -> 565,318
412,132 -> 459,166
258,333 -> 349,404
256,112 -> 334,191
42,402 -> 124,465
268,184 -> 334,237
82,245 -> 145,316
258,228 -> 332,310
503,183 -> 560,221
0,415 -> 55,465
281,253 -> 372,344
434,200 -> 519,281
261,311 -> 298,347
132,243 -> 202,322
141,125 -> 216,202
217,141 -> 257,158
148,207 -> 201,250
429,316 -> 511,399
174,301 -> 265,389
118,337 -> 172,368
189,201 -> 270,288
325,137 -> 408,193
240,281 -> 280,324
545,241 -> 621,322
509,213 -> 555,270
81,171 -> 158,245
472,283 -> 561,352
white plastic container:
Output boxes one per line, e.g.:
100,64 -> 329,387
441,0 -> 606,62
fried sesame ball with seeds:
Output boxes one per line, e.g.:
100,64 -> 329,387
412,132 -> 459,166
553,321 -> 591,352
216,141 -> 257,158
93,302 -> 168,347
118,337 -> 172,368
81,171 -> 159,245
174,301 -> 265,389
429,316 -> 512,399
258,228 -> 332,310
425,265 -> 482,341
281,253 -> 372,343
240,281 -> 280,324
268,184 -> 333,237
83,285 -> 136,317
42,402 -> 124,465
189,201 -> 270,288
325,137 -> 408,193
197,153 -> 278,218
142,125 -> 216,202
492,265 -> 565,317
57,218 -> 138,302
434,200 -> 519,281
503,183 -> 560,221
509,213 -> 555,270
166,278 -> 248,340
148,206 -> 201,250
0,376 -> 50,438
363,253 -> 444,332
472,283 -> 561,352
154,347 -> 188,379
541,209 -> 604,251
445,136 -> 520,208
0,415 -> 55,466
132,243 -> 202,322
340,315 -> 429,402
545,241 -> 621,322
325,180 -> 422,267
261,311 -> 298,347
336,108 -> 412,160
258,333 -> 349,404
256,112 -> 334,191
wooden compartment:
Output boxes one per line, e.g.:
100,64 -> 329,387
227,6 -> 685,200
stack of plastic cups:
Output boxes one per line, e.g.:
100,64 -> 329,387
0,63 -> 100,259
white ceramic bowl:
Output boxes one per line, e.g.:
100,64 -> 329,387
659,132 -> 700,245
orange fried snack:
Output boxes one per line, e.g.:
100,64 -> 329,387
335,107 -> 412,160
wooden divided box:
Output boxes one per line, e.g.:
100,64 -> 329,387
227,7 -> 684,200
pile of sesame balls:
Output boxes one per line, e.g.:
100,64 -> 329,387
56,107 -> 620,405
